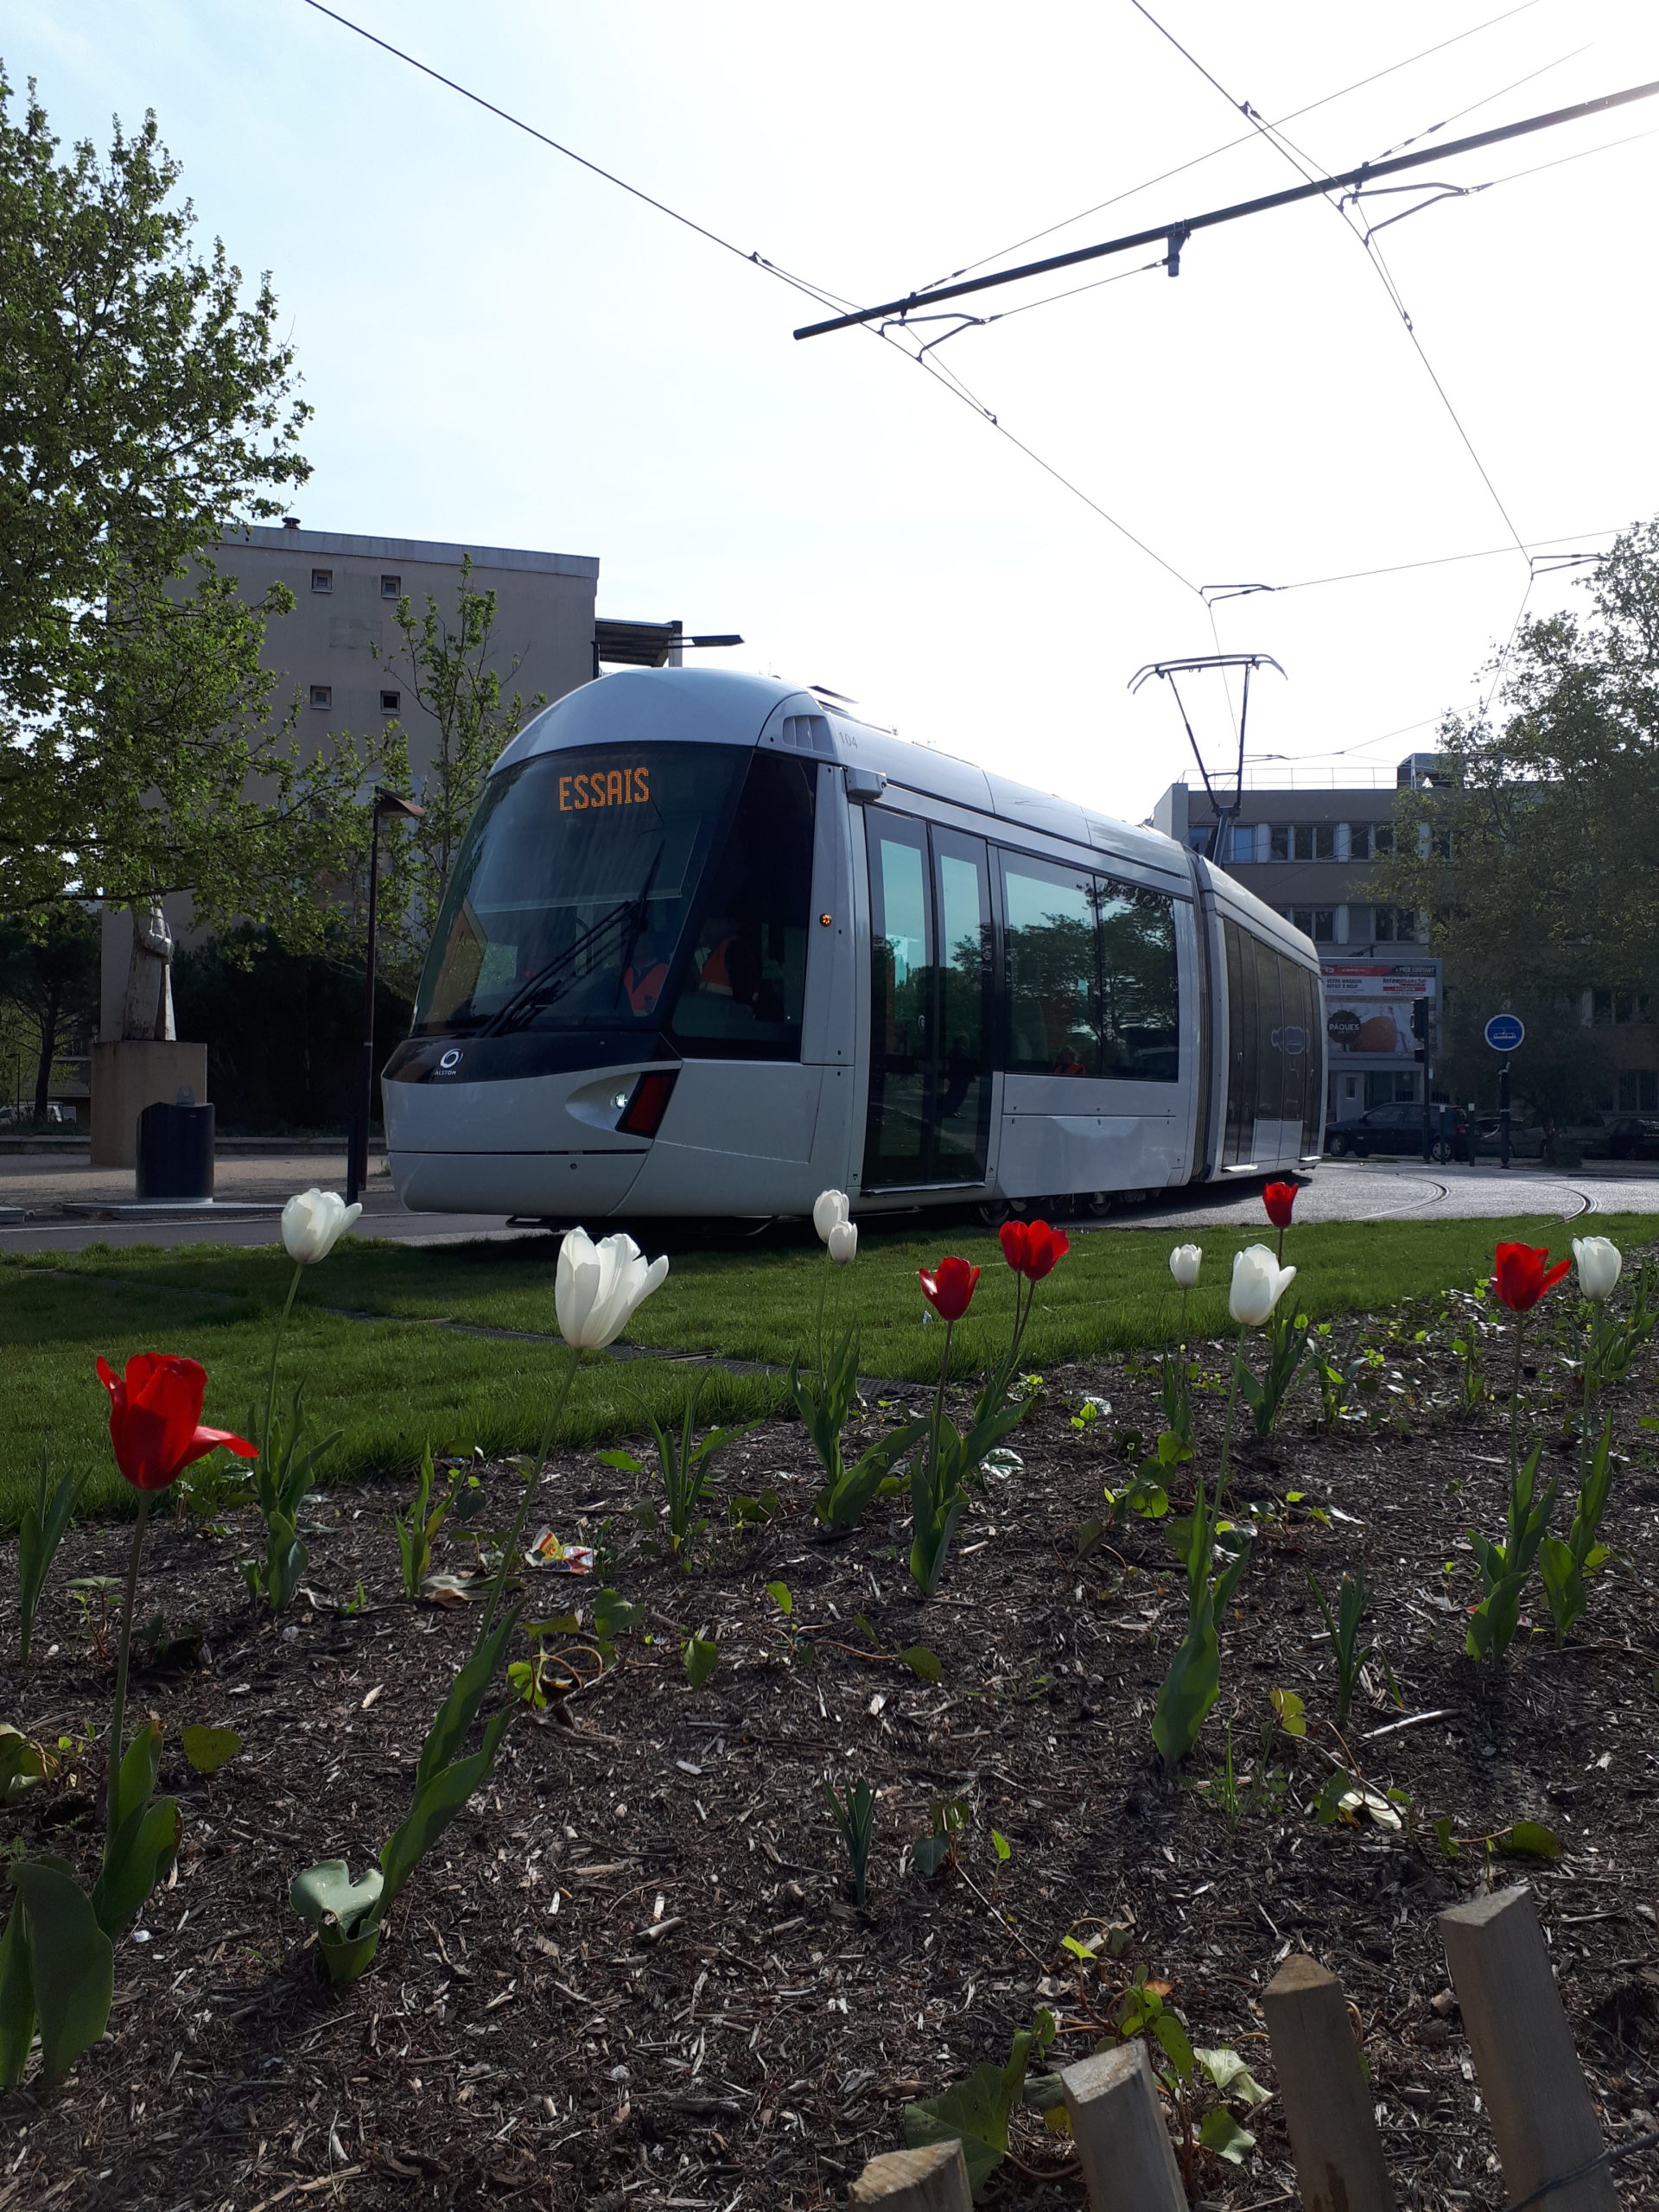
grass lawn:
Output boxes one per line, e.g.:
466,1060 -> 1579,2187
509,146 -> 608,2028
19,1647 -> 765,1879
6,1208 -> 1652,1526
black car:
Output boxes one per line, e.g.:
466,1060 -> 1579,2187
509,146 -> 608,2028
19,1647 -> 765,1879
1607,1115 -> 1659,1161
1325,1101 -> 1469,1162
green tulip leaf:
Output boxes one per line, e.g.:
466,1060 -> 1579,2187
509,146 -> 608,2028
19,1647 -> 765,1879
9,1859 -> 113,2085
289,1858 -> 385,1937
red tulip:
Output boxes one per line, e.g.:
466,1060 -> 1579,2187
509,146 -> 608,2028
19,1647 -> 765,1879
97,1354 -> 257,1493
1264,1181 -> 1299,1230
1491,1243 -> 1572,1315
919,1255 -> 980,1322
999,1218 -> 1071,1282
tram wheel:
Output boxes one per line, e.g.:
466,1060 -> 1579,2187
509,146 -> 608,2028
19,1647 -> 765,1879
976,1200 -> 1012,1228
1084,1191 -> 1115,1218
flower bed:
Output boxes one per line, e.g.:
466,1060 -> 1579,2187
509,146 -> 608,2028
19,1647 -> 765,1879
4,1211 -> 1659,2208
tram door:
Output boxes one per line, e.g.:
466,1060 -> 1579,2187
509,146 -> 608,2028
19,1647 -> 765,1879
862,815 -> 994,1190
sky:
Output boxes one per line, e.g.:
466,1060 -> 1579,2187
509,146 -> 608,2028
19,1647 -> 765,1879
7,0 -> 1659,825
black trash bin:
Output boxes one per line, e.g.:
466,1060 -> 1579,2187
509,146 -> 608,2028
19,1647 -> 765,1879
136,1096 -> 215,1202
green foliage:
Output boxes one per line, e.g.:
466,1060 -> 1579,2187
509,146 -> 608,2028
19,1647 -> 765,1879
242,1381 -> 340,1611
1237,1303 -> 1314,1439
391,1446 -> 474,1600
905,2015 -> 1053,2201
1599,1258 -> 1659,1382
791,1332 -> 927,1529
0,906 -> 97,1122
1152,1480 -> 1250,1769
16,1453 -> 79,1666
180,1725 -> 241,1777
0,1859 -> 115,2088
1111,1977 -> 1267,2182
823,1775 -> 874,1906
1382,524 -> 1659,1121
1306,1565 -> 1375,1726
0,75 -> 391,931
910,1392 -> 1026,1599
1159,1347 -> 1195,1456
591,1587 -> 645,1665
371,557 -> 546,983
683,1636 -> 719,1691
1467,1445 -> 1558,1661
91,1716 -> 181,1938
632,1383 -> 759,1561
1539,1417 -> 1616,1645
912,1794 -> 969,1879
289,1607 -> 519,1985
506,1614 -> 583,1710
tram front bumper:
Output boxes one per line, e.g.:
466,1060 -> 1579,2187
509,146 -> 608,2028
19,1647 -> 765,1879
390,1145 -> 648,1218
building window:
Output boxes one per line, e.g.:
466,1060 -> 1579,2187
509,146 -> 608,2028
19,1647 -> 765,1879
1617,1071 -> 1659,1112
380,574 -> 401,599
309,683 -> 333,709
1347,906 -> 1373,941
1294,824 -> 1335,861
1285,906 -> 1335,942
379,690 -> 401,713
310,569 -> 334,593
1268,825 -> 1289,861
1346,823 -> 1373,861
1375,823 -> 1394,856
1592,988 -> 1655,1026
1373,905 -> 1417,942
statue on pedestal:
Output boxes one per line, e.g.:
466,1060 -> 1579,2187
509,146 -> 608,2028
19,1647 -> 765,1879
121,903 -> 176,1042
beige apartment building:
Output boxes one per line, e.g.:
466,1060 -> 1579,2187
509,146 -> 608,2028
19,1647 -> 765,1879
96,523 -> 703,1044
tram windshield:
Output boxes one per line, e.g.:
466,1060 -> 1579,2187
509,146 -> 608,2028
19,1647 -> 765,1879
411,743 -> 816,1055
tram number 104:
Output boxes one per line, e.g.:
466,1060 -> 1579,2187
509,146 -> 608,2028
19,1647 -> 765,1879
558,764 -> 652,810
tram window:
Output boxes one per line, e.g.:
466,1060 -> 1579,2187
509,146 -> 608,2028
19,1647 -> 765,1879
1098,881 -> 1179,1080
668,751 -> 815,1058
411,744 -> 744,1037
1219,918 -> 1321,1164
1002,857 -> 1100,1074
1001,855 -> 1178,1080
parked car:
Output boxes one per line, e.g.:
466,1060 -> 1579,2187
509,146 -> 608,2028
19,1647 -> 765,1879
1325,1102 -> 1470,1162
1606,1115 -> 1659,1161
1470,1115 -> 1549,1161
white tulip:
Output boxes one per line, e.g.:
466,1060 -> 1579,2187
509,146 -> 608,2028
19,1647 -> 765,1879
1169,1243 -> 1202,1288
281,1186 -> 363,1266
1229,1243 -> 1297,1328
827,1220 -> 858,1266
812,1189 -> 850,1243
1573,1235 -> 1623,1303
555,1225 -> 670,1350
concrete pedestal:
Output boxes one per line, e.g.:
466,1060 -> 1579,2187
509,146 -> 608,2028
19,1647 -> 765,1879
91,1041 -> 210,1169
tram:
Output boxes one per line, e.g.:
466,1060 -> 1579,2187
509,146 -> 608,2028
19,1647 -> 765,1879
383,668 -> 1324,1220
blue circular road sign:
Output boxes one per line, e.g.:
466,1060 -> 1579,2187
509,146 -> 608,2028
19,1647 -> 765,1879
1484,1014 -> 1526,1052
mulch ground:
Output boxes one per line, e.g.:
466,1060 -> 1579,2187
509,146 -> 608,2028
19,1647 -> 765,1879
4,1294 -> 1659,2212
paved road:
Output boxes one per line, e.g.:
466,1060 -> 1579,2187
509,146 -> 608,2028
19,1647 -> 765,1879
1107,1159 -> 1659,1232
0,1153 -> 1653,1258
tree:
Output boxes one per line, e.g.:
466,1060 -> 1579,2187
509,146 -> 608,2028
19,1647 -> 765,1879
371,558 -> 545,988
0,906 -> 98,1121
0,72 -> 380,933
1381,521 -> 1659,1122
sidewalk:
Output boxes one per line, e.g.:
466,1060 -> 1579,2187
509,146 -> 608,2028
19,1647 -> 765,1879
0,1149 -> 531,1254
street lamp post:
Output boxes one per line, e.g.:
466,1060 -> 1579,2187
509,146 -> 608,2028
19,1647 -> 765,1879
347,791 -> 423,1211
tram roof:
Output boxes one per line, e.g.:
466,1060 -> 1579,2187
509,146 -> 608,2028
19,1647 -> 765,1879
496,667 -> 1187,886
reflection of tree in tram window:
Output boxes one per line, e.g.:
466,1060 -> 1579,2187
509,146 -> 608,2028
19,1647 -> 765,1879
1002,855 -> 1178,1080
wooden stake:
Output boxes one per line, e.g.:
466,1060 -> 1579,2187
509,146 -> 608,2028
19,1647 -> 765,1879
1439,1884 -> 1617,2211
1262,1953 -> 1397,2212
1060,2041 -> 1187,2212
848,2139 -> 973,2209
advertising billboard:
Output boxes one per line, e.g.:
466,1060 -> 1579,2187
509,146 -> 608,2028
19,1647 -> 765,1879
1321,961 -> 1437,1059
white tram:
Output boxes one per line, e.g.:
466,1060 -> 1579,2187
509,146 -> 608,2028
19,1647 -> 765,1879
383,668 -> 1324,1220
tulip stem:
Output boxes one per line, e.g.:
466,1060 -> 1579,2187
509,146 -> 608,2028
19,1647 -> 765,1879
1509,1313 -> 1525,1492
106,1491 -> 153,1853
814,1266 -> 829,1388
1217,1324 -> 1246,1510
926,1318 -> 955,1520
261,1262 -> 304,1466
480,1345 -> 580,1639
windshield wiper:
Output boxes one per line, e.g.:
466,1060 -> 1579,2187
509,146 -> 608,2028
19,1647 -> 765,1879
482,850 -> 664,1037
